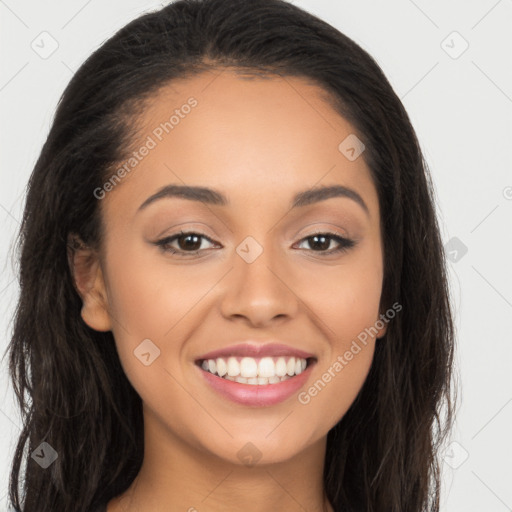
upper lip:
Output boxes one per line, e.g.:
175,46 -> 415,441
195,342 -> 316,361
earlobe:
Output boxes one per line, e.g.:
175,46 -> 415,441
376,323 -> 388,339
376,311 -> 388,339
80,276 -> 113,332
67,234 -> 112,332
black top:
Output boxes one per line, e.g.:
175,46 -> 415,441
91,503 -> 107,512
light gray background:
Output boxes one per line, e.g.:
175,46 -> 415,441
1,0 -> 511,510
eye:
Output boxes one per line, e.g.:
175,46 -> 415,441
154,231 -> 218,256
153,230 -> 356,258
294,231 -> 356,255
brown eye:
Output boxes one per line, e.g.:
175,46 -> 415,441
174,233 -> 202,251
295,232 -> 356,255
154,231 -> 217,256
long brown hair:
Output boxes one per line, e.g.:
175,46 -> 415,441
5,0 -> 456,510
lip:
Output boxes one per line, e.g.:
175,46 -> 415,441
195,342 -> 316,361
196,359 -> 317,407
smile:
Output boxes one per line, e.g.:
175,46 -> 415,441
197,356 -> 311,385
195,356 -> 317,407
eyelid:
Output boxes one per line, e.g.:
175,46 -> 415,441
292,221 -> 351,240
153,221 -> 218,240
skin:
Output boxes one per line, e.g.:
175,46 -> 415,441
70,69 -> 387,512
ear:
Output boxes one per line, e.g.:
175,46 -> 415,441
376,320 -> 388,339
375,309 -> 388,339
67,233 -> 112,332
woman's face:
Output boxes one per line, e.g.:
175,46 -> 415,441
86,69 -> 386,465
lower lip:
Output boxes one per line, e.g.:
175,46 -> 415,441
196,361 -> 316,407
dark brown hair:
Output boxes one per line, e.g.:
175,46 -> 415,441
5,0 -> 455,510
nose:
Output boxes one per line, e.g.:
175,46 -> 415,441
219,239 -> 300,327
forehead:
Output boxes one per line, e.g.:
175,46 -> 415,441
102,69 -> 378,220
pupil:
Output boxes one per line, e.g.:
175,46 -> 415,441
180,234 -> 200,251
311,235 -> 329,251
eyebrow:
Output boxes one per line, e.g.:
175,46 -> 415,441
138,183 -> 370,216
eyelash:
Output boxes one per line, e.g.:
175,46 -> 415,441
154,230 -> 356,257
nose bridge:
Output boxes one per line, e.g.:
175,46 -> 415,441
237,233 -> 280,283
219,232 -> 298,324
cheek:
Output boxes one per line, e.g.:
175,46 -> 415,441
101,242 -> 235,401
103,241 -> 217,338
299,242 -> 384,342
292,247 -> 381,427
295,266 -> 381,431
296,342 -> 375,436
100,244 -> 194,389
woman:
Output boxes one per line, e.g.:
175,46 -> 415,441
6,0 -> 455,510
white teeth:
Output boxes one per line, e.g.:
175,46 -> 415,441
275,357 -> 287,377
200,355 -> 310,383
258,357 -> 275,378
227,357 -> 240,377
286,357 -> 296,376
216,358 -> 227,377
240,357 -> 258,378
